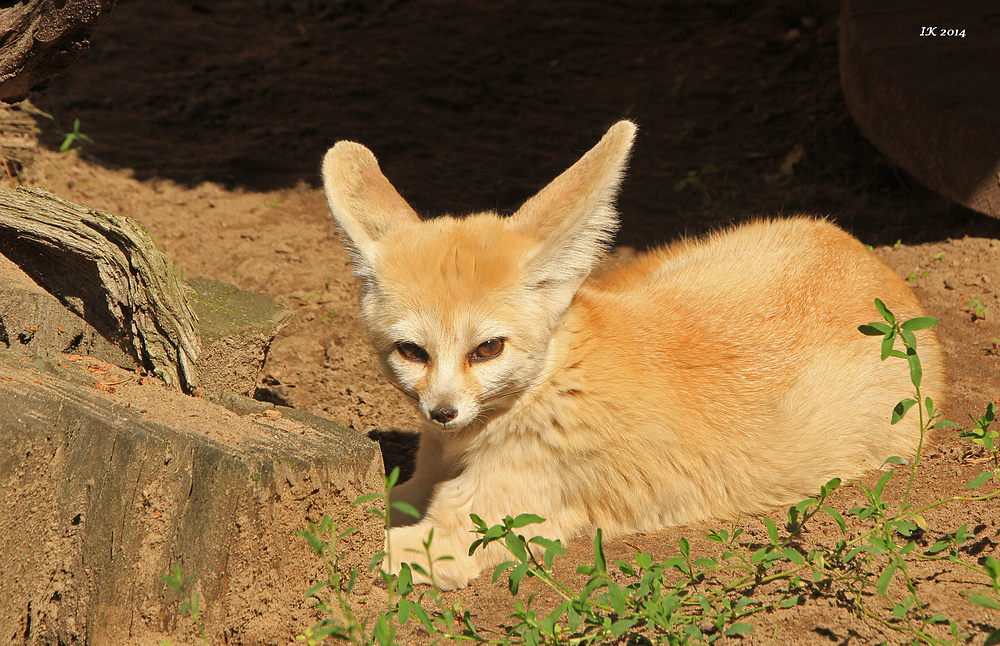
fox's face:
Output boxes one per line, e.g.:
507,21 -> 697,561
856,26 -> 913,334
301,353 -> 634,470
322,122 -> 636,430
358,216 -> 557,429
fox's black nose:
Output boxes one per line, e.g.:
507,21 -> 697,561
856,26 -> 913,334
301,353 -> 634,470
430,406 -> 458,424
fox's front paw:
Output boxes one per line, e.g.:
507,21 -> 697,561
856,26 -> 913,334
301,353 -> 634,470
386,524 -> 481,590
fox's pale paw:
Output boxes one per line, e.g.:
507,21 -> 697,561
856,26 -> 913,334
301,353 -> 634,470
386,524 -> 480,590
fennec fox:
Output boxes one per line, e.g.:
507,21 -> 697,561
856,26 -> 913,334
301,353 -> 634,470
321,121 -> 943,590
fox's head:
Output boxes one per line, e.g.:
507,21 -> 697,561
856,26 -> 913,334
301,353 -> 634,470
322,121 -> 636,430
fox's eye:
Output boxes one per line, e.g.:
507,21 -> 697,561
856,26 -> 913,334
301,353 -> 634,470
397,342 -> 429,363
470,338 -> 505,363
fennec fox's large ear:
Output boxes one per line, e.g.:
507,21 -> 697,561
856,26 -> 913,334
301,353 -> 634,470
512,120 -> 636,299
322,142 -> 421,283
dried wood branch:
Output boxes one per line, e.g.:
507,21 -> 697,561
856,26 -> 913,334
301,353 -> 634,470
0,186 -> 200,392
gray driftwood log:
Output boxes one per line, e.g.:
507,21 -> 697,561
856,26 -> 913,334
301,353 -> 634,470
0,186 -> 200,392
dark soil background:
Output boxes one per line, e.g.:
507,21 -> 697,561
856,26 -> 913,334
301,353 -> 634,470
16,0 -> 1000,642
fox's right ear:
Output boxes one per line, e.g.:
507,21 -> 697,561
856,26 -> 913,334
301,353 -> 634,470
322,142 -> 421,281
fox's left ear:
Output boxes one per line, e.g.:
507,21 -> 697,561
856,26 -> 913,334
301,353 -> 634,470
511,120 -> 636,300
322,141 -> 421,283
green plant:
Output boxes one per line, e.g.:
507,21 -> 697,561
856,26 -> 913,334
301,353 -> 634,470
58,118 -> 94,153
958,403 -> 998,485
297,468 -> 471,646
966,298 -> 989,321
673,164 -> 735,214
161,563 -> 208,645
291,299 -> 1000,645
673,164 -> 718,210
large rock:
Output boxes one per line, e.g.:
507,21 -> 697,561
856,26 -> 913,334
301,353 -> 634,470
840,0 -> 1000,218
0,353 -> 384,645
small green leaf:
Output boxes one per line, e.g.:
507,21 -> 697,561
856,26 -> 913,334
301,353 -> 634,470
984,555 -> 1000,588
297,530 -> 326,555
907,351 -> 922,388
892,595 -> 916,618
822,506 -> 846,532
368,550 -> 387,572
304,581 -> 328,598
385,466 -> 401,490
390,501 -> 421,519
970,594 -> 1000,610
410,602 -> 434,632
859,322 -> 892,336
608,580 -> 626,615
482,524 -> 505,542
874,299 -> 895,324
892,398 -> 917,424
880,333 -> 896,361
492,560 -> 514,583
505,532 -> 527,562
372,614 -> 391,646
764,517 -> 779,546
725,622 -> 754,637
874,469 -> 895,497
509,562 -> 530,594
352,492 -> 381,506
901,316 -> 938,331
510,513 -> 546,528
782,547 -> 805,565
877,562 -> 897,595
396,563 -> 414,595
779,595 -> 801,609
967,471 -> 994,489
397,596 -> 413,623
609,617 -> 638,637
593,528 -> 607,572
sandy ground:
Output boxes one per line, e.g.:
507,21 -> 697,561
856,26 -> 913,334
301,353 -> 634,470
9,0 -> 1000,642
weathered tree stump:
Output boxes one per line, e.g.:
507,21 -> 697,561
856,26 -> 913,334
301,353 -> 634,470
0,0 -> 117,102
0,189 -> 383,645
0,354 -> 383,645
0,186 -> 201,392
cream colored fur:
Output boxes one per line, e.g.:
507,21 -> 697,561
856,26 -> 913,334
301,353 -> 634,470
321,121 -> 944,590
